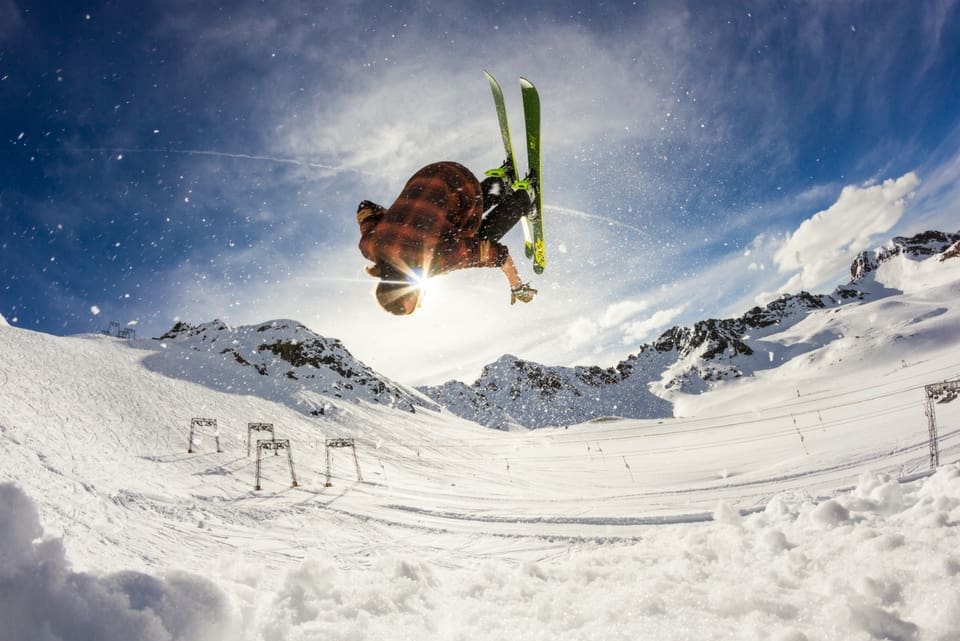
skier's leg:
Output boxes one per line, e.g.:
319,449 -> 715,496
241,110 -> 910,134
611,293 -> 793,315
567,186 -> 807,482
481,176 -> 506,210
478,189 -> 533,242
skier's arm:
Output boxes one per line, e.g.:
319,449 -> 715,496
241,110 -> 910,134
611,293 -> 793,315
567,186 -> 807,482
434,237 -> 536,303
502,255 -> 537,304
500,254 -> 523,289
433,237 -> 508,272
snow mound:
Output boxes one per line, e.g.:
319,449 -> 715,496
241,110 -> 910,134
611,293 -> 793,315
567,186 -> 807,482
7,466 -> 960,640
0,483 -> 237,641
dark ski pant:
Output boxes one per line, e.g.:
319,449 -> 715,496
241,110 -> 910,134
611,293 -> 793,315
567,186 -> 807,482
477,176 -> 534,243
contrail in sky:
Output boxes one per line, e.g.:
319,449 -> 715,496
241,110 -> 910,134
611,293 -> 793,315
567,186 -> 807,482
62,146 -> 375,175
547,204 -> 653,239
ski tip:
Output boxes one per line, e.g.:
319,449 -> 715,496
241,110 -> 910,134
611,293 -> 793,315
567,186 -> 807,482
519,77 -> 536,89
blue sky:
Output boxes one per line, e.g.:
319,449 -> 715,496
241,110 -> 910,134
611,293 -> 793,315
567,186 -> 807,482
2,0 -> 960,385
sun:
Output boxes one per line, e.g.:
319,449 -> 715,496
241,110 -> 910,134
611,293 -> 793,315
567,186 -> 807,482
407,269 -> 440,310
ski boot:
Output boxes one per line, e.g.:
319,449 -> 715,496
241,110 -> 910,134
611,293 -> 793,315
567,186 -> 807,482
513,171 -> 539,220
484,160 -> 518,195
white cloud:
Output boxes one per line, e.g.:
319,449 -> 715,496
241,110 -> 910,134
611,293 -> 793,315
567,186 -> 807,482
563,317 -> 601,351
600,300 -> 650,327
622,305 -> 687,344
773,172 -> 920,293
564,300 -> 652,351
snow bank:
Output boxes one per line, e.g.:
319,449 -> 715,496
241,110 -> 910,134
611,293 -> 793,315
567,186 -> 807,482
240,469 -> 960,641
0,483 -> 238,641
0,313 -> 8,328
7,467 -> 960,641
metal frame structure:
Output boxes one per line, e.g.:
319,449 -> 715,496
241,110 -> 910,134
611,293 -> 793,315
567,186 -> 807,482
247,422 -> 275,456
254,439 -> 299,491
324,437 -> 362,487
100,321 -> 135,340
925,379 -> 960,469
187,417 -> 221,454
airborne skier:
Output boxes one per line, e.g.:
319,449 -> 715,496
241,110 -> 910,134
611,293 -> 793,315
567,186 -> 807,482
357,73 -> 543,316
357,161 -> 537,315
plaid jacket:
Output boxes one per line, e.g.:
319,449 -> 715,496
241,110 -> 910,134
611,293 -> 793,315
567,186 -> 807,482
358,162 -> 508,279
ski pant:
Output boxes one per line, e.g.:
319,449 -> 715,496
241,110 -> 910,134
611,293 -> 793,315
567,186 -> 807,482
477,176 -> 534,243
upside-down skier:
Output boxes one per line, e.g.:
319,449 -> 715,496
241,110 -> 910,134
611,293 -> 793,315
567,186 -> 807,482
356,161 -> 538,315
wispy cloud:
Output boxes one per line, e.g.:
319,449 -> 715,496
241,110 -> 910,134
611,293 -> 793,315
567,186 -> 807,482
622,305 -> 687,345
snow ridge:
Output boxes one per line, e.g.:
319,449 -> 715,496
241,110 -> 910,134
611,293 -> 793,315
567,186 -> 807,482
147,318 -> 438,416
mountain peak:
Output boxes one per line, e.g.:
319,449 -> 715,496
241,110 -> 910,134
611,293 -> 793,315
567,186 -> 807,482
850,230 -> 960,282
151,319 -> 436,416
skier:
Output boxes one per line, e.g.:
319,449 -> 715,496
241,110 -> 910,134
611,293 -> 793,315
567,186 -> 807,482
357,161 -> 538,315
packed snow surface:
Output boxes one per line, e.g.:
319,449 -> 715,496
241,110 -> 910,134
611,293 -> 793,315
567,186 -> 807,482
2,244 -> 960,640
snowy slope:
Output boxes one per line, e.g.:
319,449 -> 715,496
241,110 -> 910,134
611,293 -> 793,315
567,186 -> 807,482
1,231 -> 960,639
1,308 -> 960,638
422,231 -> 960,429
147,318 -> 439,415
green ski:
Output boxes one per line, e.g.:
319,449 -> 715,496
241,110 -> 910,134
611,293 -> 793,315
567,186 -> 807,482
483,70 -> 535,263
519,77 -> 544,274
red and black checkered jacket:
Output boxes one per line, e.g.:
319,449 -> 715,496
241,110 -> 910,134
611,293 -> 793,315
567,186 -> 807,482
357,162 -> 509,279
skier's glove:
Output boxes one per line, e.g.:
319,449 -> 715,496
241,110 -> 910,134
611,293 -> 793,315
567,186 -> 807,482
510,283 -> 538,305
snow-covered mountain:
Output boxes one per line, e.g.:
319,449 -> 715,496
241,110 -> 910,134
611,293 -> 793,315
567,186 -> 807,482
420,231 -> 960,429
850,230 -> 960,281
148,318 -> 439,415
